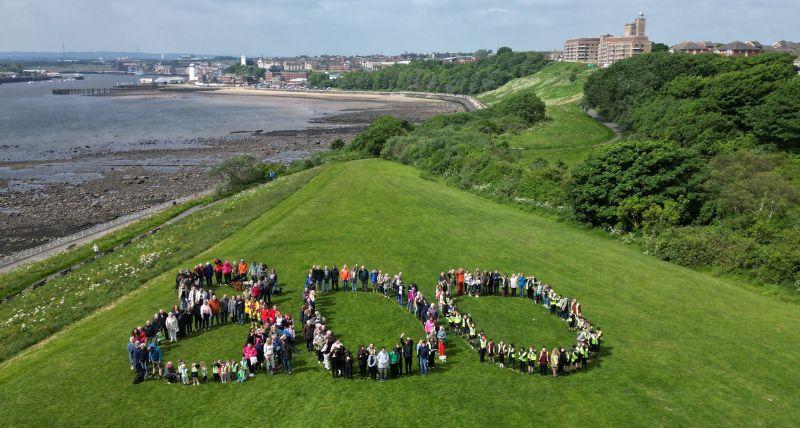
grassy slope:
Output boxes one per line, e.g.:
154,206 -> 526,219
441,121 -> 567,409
479,62 -> 615,167
1,160 -> 798,426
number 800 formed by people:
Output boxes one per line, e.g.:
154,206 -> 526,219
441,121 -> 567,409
128,260 -> 603,385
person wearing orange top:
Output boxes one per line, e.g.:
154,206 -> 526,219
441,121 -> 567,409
237,259 -> 248,281
340,265 -> 350,292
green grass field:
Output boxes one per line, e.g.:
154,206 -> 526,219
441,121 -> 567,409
1,160 -> 798,426
479,62 -> 616,167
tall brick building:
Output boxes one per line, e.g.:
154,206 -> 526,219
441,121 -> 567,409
563,13 -> 652,67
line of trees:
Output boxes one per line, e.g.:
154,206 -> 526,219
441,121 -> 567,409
308,47 -> 549,95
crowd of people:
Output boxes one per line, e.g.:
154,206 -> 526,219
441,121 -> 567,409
128,260 -> 602,384
128,257 -> 289,384
302,264 -> 446,381
438,268 -> 603,377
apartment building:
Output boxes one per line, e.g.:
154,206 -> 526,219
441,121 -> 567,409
562,13 -> 652,67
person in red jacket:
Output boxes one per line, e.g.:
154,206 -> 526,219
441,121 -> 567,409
214,260 -> 223,286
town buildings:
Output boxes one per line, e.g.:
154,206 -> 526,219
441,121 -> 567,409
670,40 -> 800,58
563,13 -> 652,67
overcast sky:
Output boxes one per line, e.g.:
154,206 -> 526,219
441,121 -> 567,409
1,0 -> 798,56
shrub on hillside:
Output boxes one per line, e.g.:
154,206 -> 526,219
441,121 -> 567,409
568,140 -> 708,229
349,115 -> 412,157
209,155 -> 284,193
492,89 -> 546,125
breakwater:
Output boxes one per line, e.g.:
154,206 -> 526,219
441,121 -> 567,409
52,85 -> 216,96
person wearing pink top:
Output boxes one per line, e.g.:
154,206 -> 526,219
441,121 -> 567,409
222,260 -> 233,284
424,318 -> 435,335
242,343 -> 258,375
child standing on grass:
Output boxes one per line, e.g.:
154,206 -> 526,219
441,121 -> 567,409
179,360 -> 188,385
200,362 -> 208,383
191,363 -> 200,385
237,363 -> 247,383
212,361 -> 220,382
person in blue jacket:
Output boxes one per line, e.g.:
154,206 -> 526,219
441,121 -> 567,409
148,342 -> 163,378
518,274 -> 527,298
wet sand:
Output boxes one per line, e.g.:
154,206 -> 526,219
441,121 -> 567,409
0,93 -> 462,256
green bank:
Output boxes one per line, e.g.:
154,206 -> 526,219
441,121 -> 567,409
1,160 -> 798,426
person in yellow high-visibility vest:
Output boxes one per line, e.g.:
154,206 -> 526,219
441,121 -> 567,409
517,348 -> 527,373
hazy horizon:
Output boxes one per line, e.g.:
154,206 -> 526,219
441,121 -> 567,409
1,0 -> 798,56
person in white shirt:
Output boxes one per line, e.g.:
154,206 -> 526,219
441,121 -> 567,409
377,347 -> 390,381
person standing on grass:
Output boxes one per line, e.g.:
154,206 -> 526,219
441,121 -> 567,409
370,268 -> 379,292
165,312 -> 179,342
323,266 -> 331,292
437,327 -> 447,363
518,274 -> 526,298
551,348 -> 560,378
344,350 -> 354,379
538,346 -> 549,376
417,339 -> 430,375
214,259 -> 222,287
497,341 -> 506,368
402,335 -> 414,375
507,343 -> 516,371
340,265 -> 350,292
127,337 -> 137,370
478,334 -> 487,363
392,343 -> 403,376
282,335 -> 294,374
222,260 -> 232,284
527,346 -> 537,374
357,345 -> 368,379
510,273 -> 518,297
377,347 -> 390,381
358,265 -> 369,292
331,265 -> 339,292
350,262 -> 359,291
203,262 -> 214,287
367,345 -> 378,380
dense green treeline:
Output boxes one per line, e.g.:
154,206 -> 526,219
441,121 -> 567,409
579,53 -> 800,286
583,52 -> 799,152
309,48 -> 549,94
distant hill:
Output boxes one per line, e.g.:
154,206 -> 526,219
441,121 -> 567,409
0,51 -> 218,61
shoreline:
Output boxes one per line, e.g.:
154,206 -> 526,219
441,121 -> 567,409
0,95 -> 463,257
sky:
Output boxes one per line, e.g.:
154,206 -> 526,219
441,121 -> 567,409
1,0 -> 798,56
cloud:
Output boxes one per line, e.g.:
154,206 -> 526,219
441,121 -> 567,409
0,0 -> 798,55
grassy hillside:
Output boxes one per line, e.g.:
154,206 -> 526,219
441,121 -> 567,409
479,62 -> 615,167
1,160 -> 798,426
478,62 -> 590,106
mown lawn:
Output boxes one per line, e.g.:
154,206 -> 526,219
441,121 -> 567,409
1,160 -> 798,426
